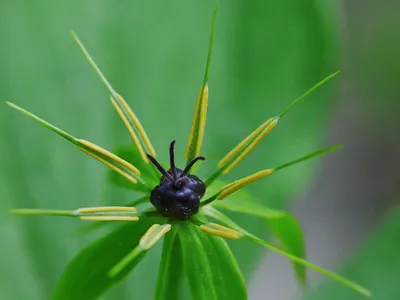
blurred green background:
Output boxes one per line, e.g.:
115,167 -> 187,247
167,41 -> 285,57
1,0 -> 399,299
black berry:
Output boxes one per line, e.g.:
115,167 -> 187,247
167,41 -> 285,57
147,141 -> 206,220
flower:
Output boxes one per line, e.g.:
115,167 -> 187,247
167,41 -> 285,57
6,5 -> 370,299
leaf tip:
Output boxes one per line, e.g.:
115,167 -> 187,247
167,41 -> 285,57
5,101 -> 16,109
213,4 -> 219,14
70,30 -> 79,41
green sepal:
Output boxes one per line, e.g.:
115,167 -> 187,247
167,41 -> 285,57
178,221 -> 247,300
52,217 -> 161,300
211,192 -> 306,284
203,207 -> 371,298
154,225 -> 185,300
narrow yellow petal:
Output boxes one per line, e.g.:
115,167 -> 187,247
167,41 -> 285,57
78,206 -> 136,213
200,223 -> 242,239
139,224 -> 172,250
79,216 -> 139,221
222,118 -> 278,174
78,139 -> 140,175
218,169 -> 274,200
217,118 -> 273,168
109,97 -> 148,163
78,147 -> 138,184
116,94 -> 156,157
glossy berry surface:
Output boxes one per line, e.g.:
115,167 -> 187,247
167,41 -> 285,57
147,141 -> 206,220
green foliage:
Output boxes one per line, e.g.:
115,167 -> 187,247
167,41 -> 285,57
53,217 -> 160,300
0,0 -> 339,299
178,222 -> 247,300
211,186 -> 306,283
305,208 -> 400,300
154,226 -> 184,300
204,206 -> 370,297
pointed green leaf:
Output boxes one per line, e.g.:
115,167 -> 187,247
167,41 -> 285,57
52,217 -> 160,300
212,192 -> 306,284
178,221 -> 247,300
154,225 -> 185,300
108,145 -> 159,192
265,213 -> 306,284
203,208 -> 371,298
1,1 -> 340,298
306,208 -> 400,300
248,234 -> 371,297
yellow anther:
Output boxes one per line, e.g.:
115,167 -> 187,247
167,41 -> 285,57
208,222 -> 241,235
222,118 -> 278,174
185,84 -> 209,160
218,169 -> 274,200
195,84 -> 209,156
78,147 -> 138,184
78,206 -> 136,213
79,216 -> 139,221
116,94 -> 156,157
110,97 -> 148,163
78,139 -> 140,176
200,223 -> 243,239
139,224 -> 172,250
218,118 -> 273,168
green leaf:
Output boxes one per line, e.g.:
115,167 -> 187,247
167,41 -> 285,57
109,145 -> 159,192
154,225 -> 184,300
305,208 -> 400,300
204,207 -> 371,298
52,217 -> 159,300
178,222 -> 247,300
248,235 -> 371,298
212,192 -> 306,284
1,1 -> 339,299
266,213 -> 306,283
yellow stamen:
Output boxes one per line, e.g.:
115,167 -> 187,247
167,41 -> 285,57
79,147 -> 138,184
218,169 -> 274,200
116,94 -> 156,157
78,139 -> 140,175
208,222 -> 241,235
79,216 -> 139,221
110,97 -> 148,163
218,118 -> 273,168
222,118 -> 278,174
185,89 -> 200,159
78,206 -> 136,213
195,84 -> 209,156
200,223 -> 243,239
139,224 -> 172,250
185,84 -> 209,160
